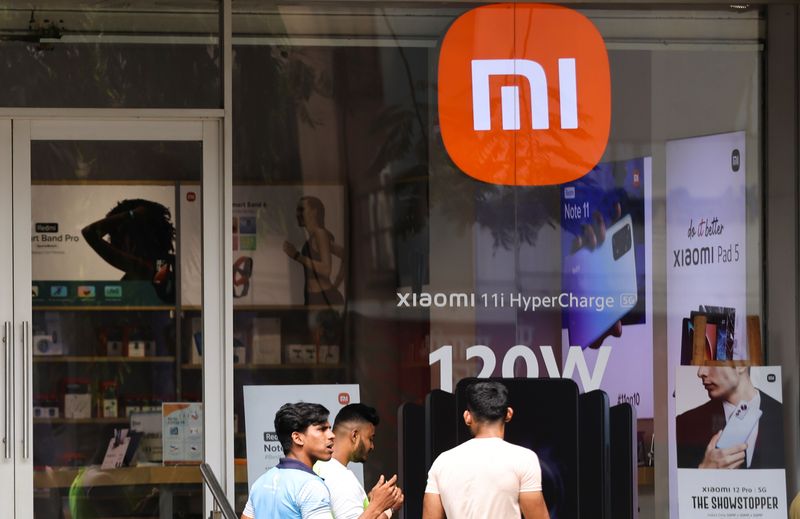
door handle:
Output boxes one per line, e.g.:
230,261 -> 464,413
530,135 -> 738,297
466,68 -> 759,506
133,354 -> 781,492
3,321 -> 10,460
22,321 -> 30,460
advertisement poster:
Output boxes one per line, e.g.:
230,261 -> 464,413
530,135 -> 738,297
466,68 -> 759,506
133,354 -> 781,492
162,402 -> 203,464
181,185 -> 345,307
560,157 -> 653,418
31,184 -> 177,306
666,132 -> 747,512
243,384 -> 361,489
675,366 -> 786,518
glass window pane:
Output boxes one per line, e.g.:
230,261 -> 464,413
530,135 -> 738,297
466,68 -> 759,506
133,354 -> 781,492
0,3 -> 220,107
231,4 -> 764,519
31,140 -> 205,517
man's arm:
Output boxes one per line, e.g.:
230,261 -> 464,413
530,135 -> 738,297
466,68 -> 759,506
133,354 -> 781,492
241,497 -> 255,519
422,493 -> 446,519
519,491 -> 549,519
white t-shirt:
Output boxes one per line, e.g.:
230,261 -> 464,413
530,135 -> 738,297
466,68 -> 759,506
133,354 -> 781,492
424,437 -> 543,519
315,458 -> 369,519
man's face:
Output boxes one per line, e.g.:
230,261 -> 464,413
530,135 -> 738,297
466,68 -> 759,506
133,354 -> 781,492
351,423 -> 376,463
697,366 -> 741,401
300,421 -> 335,463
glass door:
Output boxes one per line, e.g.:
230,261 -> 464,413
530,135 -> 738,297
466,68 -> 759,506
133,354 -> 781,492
11,119 -> 225,518
0,119 -> 14,518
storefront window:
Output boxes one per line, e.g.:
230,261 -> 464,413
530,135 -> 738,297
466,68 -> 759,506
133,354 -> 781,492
0,3 -> 220,107
230,3 -> 765,518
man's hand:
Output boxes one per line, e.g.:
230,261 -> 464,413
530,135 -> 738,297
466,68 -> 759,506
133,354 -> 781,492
363,475 -> 401,519
390,488 -> 404,512
698,430 -> 747,469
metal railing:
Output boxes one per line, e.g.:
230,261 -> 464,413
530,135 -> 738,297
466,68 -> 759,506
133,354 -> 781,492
200,462 -> 238,519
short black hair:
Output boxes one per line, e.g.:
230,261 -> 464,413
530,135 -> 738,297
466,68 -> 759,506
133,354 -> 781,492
333,403 -> 379,432
465,381 -> 509,422
275,402 -> 330,454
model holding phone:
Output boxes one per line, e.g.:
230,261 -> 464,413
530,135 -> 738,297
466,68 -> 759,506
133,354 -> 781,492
675,366 -> 783,469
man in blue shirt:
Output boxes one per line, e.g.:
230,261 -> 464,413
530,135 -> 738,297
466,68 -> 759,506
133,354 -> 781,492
242,402 -> 336,519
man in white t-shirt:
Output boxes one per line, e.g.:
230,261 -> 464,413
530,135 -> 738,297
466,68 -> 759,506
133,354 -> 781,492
423,381 -> 550,519
315,403 -> 404,519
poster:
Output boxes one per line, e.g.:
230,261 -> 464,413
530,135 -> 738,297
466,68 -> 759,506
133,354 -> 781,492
243,384 -> 361,489
162,402 -> 203,464
666,132 -> 748,513
31,184 -> 177,306
560,157 -> 654,418
675,366 -> 786,518
181,185 -> 345,307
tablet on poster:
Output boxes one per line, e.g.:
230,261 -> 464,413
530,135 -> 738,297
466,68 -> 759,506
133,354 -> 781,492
243,384 -> 361,489
675,365 -> 786,518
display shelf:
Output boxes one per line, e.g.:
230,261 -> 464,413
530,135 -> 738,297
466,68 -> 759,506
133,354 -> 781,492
33,306 -> 175,312
34,464 -> 248,488
182,363 -> 345,370
34,417 -> 130,425
34,356 -> 176,363
229,304 -> 344,312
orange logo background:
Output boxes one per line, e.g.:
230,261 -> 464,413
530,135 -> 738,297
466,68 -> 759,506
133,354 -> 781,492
438,3 -> 611,186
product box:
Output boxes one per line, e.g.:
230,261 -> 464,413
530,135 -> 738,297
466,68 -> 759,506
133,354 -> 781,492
127,340 -> 146,357
107,341 -> 123,356
318,345 -> 340,364
285,344 -> 317,364
64,394 -> 91,419
251,318 -> 281,364
102,399 -> 118,418
33,332 -> 64,356
33,406 -> 60,419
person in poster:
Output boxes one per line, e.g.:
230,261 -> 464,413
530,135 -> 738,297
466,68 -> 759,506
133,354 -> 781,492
676,366 -> 783,469
282,196 -> 345,306
81,198 -> 176,303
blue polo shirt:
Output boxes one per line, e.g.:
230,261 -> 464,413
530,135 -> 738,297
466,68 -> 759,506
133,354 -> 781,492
243,458 -> 333,519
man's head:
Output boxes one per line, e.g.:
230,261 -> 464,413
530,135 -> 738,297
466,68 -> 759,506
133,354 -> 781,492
332,403 -> 380,463
696,366 -> 754,404
275,402 -> 335,463
463,381 -> 513,432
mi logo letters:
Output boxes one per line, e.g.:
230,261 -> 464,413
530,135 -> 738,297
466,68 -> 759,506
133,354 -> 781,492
439,3 -> 611,186
471,58 -> 577,131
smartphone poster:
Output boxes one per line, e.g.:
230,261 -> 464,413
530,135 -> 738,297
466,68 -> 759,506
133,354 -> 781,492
560,157 -> 653,419
666,131 -> 748,514
675,366 -> 786,518
243,384 -> 361,489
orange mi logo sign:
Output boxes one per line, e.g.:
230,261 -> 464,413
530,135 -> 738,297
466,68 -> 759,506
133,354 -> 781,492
438,3 -> 611,186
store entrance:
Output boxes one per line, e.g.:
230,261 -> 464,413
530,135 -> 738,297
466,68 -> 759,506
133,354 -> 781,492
0,119 -> 224,518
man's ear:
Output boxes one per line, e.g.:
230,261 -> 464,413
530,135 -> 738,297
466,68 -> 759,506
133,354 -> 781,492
350,427 -> 360,444
463,410 -> 472,426
505,407 -> 514,423
291,430 -> 304,447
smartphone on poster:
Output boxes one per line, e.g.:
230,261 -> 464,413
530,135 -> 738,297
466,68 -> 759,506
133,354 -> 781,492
716,403 -> 762,450
563,215 -> 638,348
